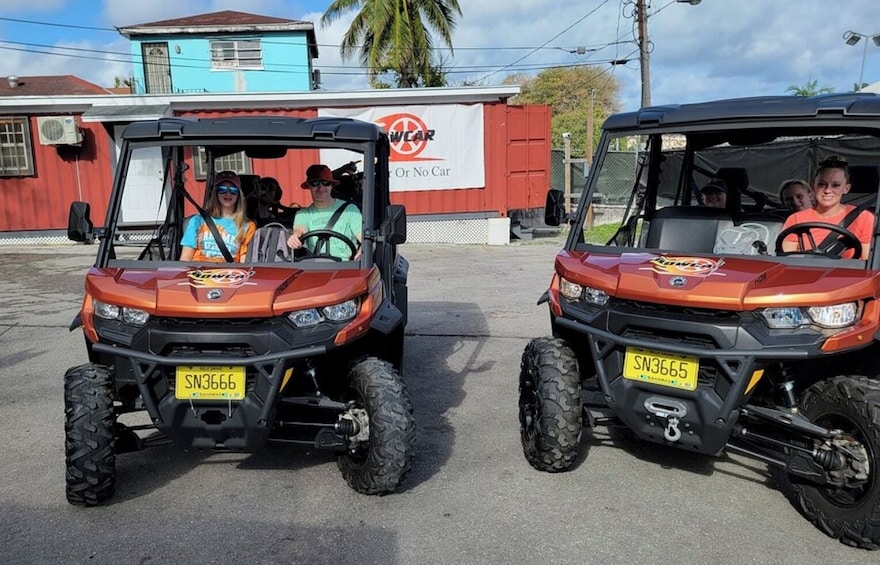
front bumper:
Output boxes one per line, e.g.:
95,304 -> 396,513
554,300 -> 822,455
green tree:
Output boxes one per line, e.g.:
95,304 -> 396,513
504,67 -> 621,156
785,79 -> 834,96
321,0 -> 462,88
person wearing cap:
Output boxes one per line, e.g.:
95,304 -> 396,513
287,164 -> 362,260
781,156 -> 874,259
700,178 -> 728,209
179,170 -> 256,262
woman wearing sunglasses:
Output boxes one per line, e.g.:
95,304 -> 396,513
179,170 -> 256,262
780,157 -> 874,259
287,164 -> 363,260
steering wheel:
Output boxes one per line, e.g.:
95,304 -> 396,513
774,222 -> 861,258
298,229 -> 359,261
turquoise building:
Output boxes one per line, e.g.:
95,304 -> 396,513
118,10 -> 318,94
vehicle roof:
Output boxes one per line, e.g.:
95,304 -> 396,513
603,93 -> 880,131
121,116 -> 385,143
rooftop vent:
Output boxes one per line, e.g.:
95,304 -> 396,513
8,76 -> 19,88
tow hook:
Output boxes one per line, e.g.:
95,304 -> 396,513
644,397 -> 688,443
665,417 -> 682,442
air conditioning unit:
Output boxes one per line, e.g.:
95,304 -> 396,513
37,115 -> 83,145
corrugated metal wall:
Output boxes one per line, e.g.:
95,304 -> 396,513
1,119 -> 114,231
1,102 -> 550,232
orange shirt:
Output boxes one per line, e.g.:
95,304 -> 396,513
781,206 -> 874,258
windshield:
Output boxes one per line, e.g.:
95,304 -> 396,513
102,141 -> 371,267
574,126 -> 880,267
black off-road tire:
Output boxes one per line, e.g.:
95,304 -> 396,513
64,363 -> 117,506
338,358 -> 415,494
774,375 -> 880,550
519,337 -> 583,472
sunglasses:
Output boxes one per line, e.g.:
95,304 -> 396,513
216,185 -> 240,196
307,180 -> 334,188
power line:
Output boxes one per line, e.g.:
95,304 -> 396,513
0,15 -> 628,54
0,41 -> 637,79
475,0 -> 612,83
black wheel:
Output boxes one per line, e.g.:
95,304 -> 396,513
775,376 -> 880,549
64,363 -> 116,506
338,358 -> 415,494
299,229 -> 359,261
519,337 -> 583,472
774,222 -> 861,257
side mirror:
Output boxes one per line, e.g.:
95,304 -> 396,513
544,189 -> 566,227
67,201 -> 94,242
381,204 -> 407,245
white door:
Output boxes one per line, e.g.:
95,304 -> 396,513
114,125 -> 167,226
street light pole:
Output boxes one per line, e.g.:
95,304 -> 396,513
844,30 -> 880,91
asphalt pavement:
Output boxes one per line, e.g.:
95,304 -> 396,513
0,238 -> 876,564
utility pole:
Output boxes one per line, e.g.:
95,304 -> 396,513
637,0 -> 651,107
563,133 -> 572,215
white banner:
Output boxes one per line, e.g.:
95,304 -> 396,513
318,105 -> 485,191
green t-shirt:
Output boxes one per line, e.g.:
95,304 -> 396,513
294,199 -> 362,259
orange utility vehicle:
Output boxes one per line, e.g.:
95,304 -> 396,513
522,94 -> 880,549
65,116 -> 413,505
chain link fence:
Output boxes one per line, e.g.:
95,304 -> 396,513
551,148 -> 639,223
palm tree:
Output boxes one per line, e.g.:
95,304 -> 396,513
785,79 -> 834,96
321,0 -> 462,88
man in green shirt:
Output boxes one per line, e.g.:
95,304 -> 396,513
287,164 -> 362,260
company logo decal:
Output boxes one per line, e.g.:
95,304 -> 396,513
375,113 -> 439,162
180,268 -> 255,288
643,256 -> 726,278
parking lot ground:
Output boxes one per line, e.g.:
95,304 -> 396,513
0,240 -> 876,564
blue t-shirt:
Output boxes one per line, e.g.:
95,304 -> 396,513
293,200 -> 362,259
181,215 -> 253,262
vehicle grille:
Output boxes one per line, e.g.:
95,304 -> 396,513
615,299 -> 740,322
621,327 -> 718,350
156,317 -> 272,327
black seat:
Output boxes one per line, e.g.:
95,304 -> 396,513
848,165 -> 879,195
645,206 -> 733,253
715,167 -> 765,213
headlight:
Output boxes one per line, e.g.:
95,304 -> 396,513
759,307 -> 807,329
93,299 -> 150,327
289,308 -> 323,328
559,278 -> 583,299
807,302 -> 858,328
322,299 -> 358,322
288,299 -> 359,328
560,277 -> 610,306
583,286 -> 610,306
759,302 -> 858,329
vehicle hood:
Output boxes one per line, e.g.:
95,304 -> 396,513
555,251 -> 880,309
84,265 -> 376,317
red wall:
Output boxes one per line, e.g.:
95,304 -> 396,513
0,103 -> 550,232
0,119 -> 114,231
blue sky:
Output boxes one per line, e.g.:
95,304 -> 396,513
2,0 -> 880,112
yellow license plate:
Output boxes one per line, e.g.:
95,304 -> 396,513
623,347 -> 699,391
175,366 -> 245,400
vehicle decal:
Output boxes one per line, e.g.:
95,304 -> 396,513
642,256 -> 726,278
179,268 -> 256,288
